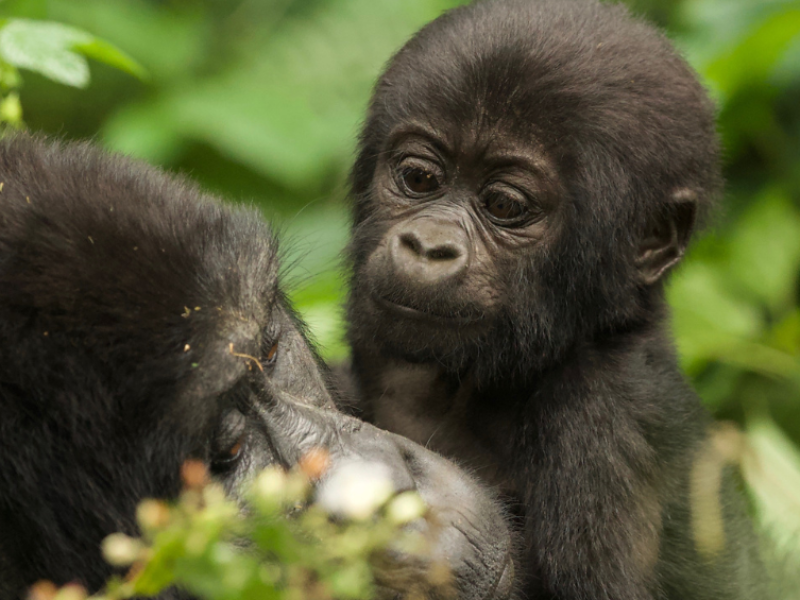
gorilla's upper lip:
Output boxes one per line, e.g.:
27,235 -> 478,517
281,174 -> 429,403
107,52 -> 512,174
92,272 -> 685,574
372,293 -> 483,326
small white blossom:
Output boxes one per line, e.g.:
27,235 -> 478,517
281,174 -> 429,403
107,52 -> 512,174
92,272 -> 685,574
253,467 -> 288,504
316,459 -> 394,520
101,533 -> 142,567
386,491 -> 427,525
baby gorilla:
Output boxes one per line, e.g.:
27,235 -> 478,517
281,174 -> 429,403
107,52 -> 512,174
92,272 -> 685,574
343,0 -> 765,598
0,135 -> 514,600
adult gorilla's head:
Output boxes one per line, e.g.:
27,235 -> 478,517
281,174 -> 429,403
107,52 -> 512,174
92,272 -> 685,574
0,135 -> 514,600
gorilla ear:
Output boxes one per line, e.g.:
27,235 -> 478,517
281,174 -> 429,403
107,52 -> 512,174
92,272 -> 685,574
636,189 -> 698,285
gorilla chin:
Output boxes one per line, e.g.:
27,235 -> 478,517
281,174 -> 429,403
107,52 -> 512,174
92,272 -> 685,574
354,289 -> 492,368
0,134 -> 515,600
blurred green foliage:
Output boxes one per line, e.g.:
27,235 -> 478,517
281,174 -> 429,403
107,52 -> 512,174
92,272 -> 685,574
0,15 -> 144,125
2,0 -> 800,590
36,461 -> 435,600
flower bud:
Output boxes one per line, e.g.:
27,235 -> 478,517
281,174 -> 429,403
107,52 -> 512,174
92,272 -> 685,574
101,533 -> 143,567
136,499 -> 170,530
316,460 -> 394,520
386,491 -> 427,525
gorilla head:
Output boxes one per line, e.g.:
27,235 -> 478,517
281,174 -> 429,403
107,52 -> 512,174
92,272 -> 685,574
348,0 -> 719,379
0,135 -> 514,600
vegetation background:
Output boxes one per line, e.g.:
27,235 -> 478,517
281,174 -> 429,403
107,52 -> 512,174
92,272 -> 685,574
1,0 -> 799,590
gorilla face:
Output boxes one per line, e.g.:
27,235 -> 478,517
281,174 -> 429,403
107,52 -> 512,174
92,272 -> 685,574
350,121 -> 563,369
0,135 -> 514,600
348,0 -> 719,377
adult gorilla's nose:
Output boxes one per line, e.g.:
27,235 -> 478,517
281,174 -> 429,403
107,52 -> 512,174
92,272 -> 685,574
386,433 -> 516,600
325,420 -> 515,600
251,394 -> 515,599
389,219 -> 469,285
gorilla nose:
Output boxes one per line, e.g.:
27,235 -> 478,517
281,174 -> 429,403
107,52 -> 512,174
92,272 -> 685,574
389,220 -> 469,283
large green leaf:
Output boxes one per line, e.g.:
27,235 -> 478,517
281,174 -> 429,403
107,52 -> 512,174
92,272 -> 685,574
102,0 -> 462,191
48,0 -> 209,82
705,7 -> 800,99
669,259 -> 800,378
0,18 -> 145,88
669,261 -> 761,370
727,188 -> 800,312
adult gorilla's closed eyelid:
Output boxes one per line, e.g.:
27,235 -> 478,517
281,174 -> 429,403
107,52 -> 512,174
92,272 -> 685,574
247,392 -> 346,467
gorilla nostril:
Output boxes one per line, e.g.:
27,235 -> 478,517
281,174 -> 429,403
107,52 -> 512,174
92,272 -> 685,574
399,232 -> 423,256
427,244 -> 460,261
389,221 -> 470,283
396,231 -> 464,262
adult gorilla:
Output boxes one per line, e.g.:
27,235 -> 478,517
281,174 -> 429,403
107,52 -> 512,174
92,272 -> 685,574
0,135 -> 514,600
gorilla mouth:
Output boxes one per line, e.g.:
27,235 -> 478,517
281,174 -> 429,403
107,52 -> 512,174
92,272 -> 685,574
372,293 -> 484,326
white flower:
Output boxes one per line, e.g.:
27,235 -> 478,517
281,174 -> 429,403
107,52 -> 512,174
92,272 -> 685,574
386,491 -> 427,525
253,467 -> 289,504
101,533 -> 142,566
316,459 -> 394,520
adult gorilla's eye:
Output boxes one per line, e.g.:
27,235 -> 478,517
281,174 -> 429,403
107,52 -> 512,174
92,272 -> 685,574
483,189 -> 531,225
211,409 -> 247,473
265,341 -> 279,366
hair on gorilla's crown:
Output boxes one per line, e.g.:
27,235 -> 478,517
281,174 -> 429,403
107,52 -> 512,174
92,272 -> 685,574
0,133 -> 281,423
356,0 -> 721,230
348,0 -> 723,378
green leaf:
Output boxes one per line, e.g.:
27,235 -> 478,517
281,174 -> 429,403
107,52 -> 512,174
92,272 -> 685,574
669,260 -> 761,370
48,0 -> 208,82
743,418 -> 800,546
669,259 -> 800,378
101,0 -> 460,191
0,20 -> 91,87
0,19 -> 145,88
727,188 -> 800,312
73,38 -> 148,81
0,91 -> 21,124
705,7 -> 800,99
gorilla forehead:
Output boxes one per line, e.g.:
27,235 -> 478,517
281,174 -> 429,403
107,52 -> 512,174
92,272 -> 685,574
0,136 -> 280,341
0,136 -> 284,427
366,0 -> 720,216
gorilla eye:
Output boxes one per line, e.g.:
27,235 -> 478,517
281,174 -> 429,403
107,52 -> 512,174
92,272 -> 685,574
396,158 -> 443,196
265,341 -> 279,365
483,189 -> 531,226
211,409 -> 247,473
401,167 -> 440,195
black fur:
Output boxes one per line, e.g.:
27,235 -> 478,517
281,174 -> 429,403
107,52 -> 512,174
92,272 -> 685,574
343,0 -> 765,598
0,135 -> 514,600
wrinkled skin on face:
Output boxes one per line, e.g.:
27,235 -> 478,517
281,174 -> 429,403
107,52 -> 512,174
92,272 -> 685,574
343,1 -> 766,599
0,135 -> 514,600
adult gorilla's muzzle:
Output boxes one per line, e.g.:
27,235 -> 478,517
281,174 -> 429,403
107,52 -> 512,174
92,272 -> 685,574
249,386 -> 516,600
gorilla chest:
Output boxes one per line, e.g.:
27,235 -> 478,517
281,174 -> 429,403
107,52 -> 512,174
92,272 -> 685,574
370,363 -> 518,497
